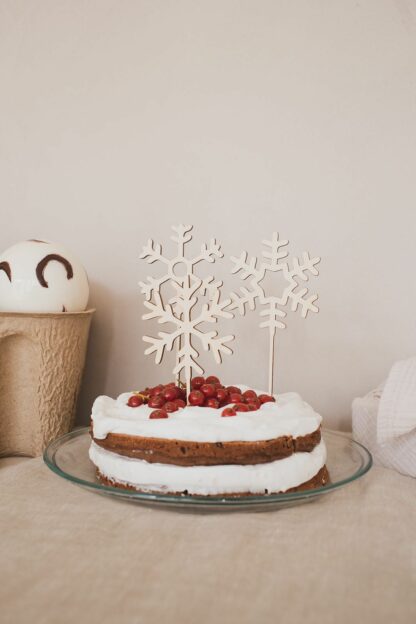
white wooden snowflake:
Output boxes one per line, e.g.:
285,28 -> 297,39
229,232 -> 320,394
139,225 -> 234,392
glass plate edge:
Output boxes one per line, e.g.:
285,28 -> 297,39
43,428 -> 373,507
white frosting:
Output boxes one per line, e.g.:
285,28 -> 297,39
89,439 -> 327,495
91,388 -> 322,443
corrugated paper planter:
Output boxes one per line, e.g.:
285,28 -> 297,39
0,310 -> 93,457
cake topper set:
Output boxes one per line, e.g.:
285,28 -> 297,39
139,225 -> 320,396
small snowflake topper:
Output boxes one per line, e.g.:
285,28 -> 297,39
139,225 -> 234,394
229,232 -> 320,395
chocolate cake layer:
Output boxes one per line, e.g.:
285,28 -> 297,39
92,427 -> 321,466
97,465 -> 329,496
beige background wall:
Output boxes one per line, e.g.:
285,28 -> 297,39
1,0 -> 415,429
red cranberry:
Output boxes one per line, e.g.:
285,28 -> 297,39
258,394 -> 276,404
246,402 -> 260,412
206,375 -> 220,384
216,388 -> 229,404
165,382 -> 176,388
234,403 -> 249,412
229,392 -> 243,403
200,384 -> 216,398
243,389 -> 258,401
222,407 -> 237,417
206,398 -> 220,409
226,386 -> 241,394
163,386 -> 181,401
127,395 -> 143,408
191,376 -> 205,390
188,390 -> 205,406
148,395 -> 166,409
164,401 -> 179,413
173,399 -> 186,409
149,384 -> 164,396
149,409 -> 168,419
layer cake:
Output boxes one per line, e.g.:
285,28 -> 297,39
89,386 -> 328,496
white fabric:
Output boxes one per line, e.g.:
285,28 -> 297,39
352,358 -> 416,478
378,357 -> 416,443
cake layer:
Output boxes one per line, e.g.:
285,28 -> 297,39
91,390 -> 322,443
92,427 -> 321,466
97,466 -> 329,496
89,439 -> 328,495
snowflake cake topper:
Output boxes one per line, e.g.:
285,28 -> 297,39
139,225 -> 234,394
229,232 -> 320,395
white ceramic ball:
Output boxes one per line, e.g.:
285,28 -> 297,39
0,240 -> 89,313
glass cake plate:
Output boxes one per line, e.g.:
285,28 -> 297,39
44,428 -> 372,512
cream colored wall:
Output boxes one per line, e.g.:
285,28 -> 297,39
1,0 -> 415,429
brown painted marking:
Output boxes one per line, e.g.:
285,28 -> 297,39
28,239 -> 48,244
62,305 -> 67,312
36,254 -> 74,288
0,261 -> 11,282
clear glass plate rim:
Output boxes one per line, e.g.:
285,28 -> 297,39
43,427 -> 373,506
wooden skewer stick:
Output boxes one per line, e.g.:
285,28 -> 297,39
268,325 -> 276,396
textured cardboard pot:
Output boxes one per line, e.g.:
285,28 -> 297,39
0,310 -> 94,457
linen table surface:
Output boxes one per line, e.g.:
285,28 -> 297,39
1,452 -> 415,624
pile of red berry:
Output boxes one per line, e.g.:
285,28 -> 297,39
188,375 -> 275,417
127,382 -> 186,419
126,375 -> 275,419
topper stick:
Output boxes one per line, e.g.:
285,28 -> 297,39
268,326 -> 275,396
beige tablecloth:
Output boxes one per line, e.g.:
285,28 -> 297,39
1,452 -> 415,624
